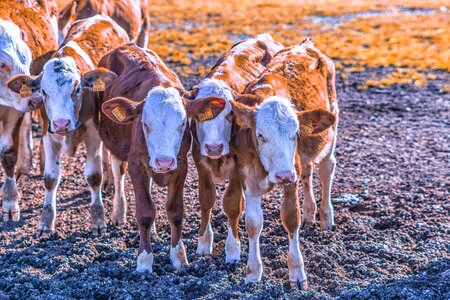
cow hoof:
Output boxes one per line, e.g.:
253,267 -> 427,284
92,223 -> 107,236
170,241 -> 189,271
111,214 -> 126,226
225,232 -> 241,263
136,250 -> 154,273
36,223 -> 55,236
320,221 -> 336,231
2,209 -> 20,222
300,217 -> 314,229
320,213 -> 335,230
196,224 -> 213,256
2,201 -> 20,222
290,279 -> 308,290
245,263 -> 262,283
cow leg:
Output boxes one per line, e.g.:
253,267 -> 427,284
101,146 -> 114,192
1,110 -> 23,222
111,157 -> 127,226
129,163 -> 154,272
16,112 -> 32,181
167,164 -> 189,271
223,169 -> 243,263
300,160 -> 317,228
38,134 -> 61,234
317,148 -> 336,230
244,188 -> 263,283
282,183 -> 308,290
84,123 -> 106,235
196,167 -> 216,256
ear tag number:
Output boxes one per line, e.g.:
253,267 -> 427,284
198,107 -> 214,121
20,84 -> 32,98
300,123 -> 314,135
93,78 -> 106,92
111,106 -> 126,122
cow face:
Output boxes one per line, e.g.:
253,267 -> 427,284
0,20 -> 36,112
102,87 -> 188,173
191,78 -> 233,158
230,96 -> 336,184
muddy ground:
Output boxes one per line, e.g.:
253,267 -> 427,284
0,62 -> 449,299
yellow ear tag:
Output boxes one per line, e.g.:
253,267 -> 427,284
111,106 -> 127,122
300,123 -> 314,135
19,83 -> 32,98
198,107 -> 214,121
92,78 -> 106,92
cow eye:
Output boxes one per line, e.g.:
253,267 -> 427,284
143,123 -> 151,133
257,133 -> 267,143
41,89 -> 47,98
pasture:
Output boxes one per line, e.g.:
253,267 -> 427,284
0,0 -> 449,299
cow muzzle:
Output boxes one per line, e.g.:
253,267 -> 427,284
152,156 -> 176,173
274,170 -> 297,185
204,143 -> 224,159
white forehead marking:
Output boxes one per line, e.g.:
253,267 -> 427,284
255,96 -> 299,135
0,19 -> 31,74
62,41 -> 95,69
142,86 -> 186,124
195,78 -> 233,100
41,57 -> 80,94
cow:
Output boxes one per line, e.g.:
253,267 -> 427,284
58,0 -> 149,47
7,15 -> 129,235
186,34 -> 283,263
199,39 -> 338,288
0,0 -> 58,222
96,43 -> 192,272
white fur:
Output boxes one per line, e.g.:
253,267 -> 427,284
64,41 -> 95,69
196,223 -> 213,255
170,241 -> 189,270
225,227 -> 241,263
0,19 -> 33,111
136,250 -> 154,272
288,230 -> 307,285
254,96 -> 299,183
194,78 -> 233,157
244,187 -> 263,283
111,157 -> 127,225
141,86 -> 187,172
41,57 -> 82,132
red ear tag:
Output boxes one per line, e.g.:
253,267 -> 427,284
198,107 -> 214,121
111,106 -> 127,122
20,83 -> 32,98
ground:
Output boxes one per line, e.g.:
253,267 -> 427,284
1,1 -> 450,299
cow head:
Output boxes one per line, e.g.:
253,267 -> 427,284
188,78 -> 233,158
230,96 -> 336,184
0,20 -> 37,112
8,57 -> 116,134
102,86 -> 188,174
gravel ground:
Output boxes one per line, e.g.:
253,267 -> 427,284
0,65 -> 449,299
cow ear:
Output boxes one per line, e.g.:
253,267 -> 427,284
81,68 -> 117,92
186,96 -> 227,121
180,87 -> 198,100
102,97 -> 139,124
229,100 -> 255,128
7,74 -> 42,95
234,94 -> 260,106
297,109 -> 336,135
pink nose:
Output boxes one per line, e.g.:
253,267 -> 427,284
155,157 -> 175,170
204,143 -> 224,156
275,170 -> 296,184
53,119 -> 71,133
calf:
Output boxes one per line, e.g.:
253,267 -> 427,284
7,15 -> 129,234
222,39 -> 338,287
97,44 -> 191,272
187,34 -> 283,261
0,0 -> 58,221
58,0 -> 149,47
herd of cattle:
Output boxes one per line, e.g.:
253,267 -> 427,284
0,0 -> 339,289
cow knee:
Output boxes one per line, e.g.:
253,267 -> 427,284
44,175 -> 58,190
245,210 -> 263,239
1,148 -> 17,175
87,172 -> 102,189
137,208 -> 156,228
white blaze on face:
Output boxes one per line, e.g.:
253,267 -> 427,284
41,57 -> 82,133
195,78 -> 233,157
0,20 -> 32,112
141,86 -> 187,172
254,97 -> 299,184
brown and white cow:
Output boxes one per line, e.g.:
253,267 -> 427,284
58,0 -> 149,47
96,44 -> 191,272
217,39 -> 338,287
186,34 -> 283,262
7,15 -> 129,235
0,0 -> 58,221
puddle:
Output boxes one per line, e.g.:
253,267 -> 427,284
304,6 -> 443,27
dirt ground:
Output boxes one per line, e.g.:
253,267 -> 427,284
0,60 -> 448,299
